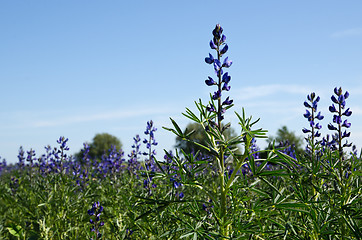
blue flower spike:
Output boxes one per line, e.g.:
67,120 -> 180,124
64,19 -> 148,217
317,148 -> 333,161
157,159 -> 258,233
88,201 -> 104,239
302,92 -> 324,155
327,87 -> 353,153
204,24 -> 233,122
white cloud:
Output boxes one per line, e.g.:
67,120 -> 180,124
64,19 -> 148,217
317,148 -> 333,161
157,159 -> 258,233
31,108 -> 171,128
350,106 -> 362,116
331,28 -> 362,38
233,84 -> 311,101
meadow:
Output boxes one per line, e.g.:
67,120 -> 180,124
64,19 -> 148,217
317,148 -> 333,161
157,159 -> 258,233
0,24 -> 361,240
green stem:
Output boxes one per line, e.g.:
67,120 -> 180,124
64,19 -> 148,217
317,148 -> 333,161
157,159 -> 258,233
219,150 -> 227,236
215,39 -> 228,238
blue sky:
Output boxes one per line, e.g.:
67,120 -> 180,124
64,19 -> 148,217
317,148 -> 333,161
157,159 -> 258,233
1,1 -> 362,163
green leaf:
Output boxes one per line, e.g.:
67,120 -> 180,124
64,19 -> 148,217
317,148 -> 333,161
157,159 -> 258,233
250,187 -> 270,198
259,177 -> 282,195
7,225 -> 22,237
170,118 -> 183,135
258,169 -> 293,177
275,202 -> 310,213
183,107 -> 200,123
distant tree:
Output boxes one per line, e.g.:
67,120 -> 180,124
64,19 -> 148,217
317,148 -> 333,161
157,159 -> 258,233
266,125 -> 304,155
175,122 -> 239,155
75,133 -> 122,161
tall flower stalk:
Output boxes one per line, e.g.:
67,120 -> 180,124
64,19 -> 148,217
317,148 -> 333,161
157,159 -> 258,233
205,24 -> 233,235
327,87 -> 352,160
302,92 -> 324,163
165,24 -> 267,238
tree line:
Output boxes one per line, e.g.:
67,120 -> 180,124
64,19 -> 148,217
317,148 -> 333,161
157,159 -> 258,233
76,124 -> 303,161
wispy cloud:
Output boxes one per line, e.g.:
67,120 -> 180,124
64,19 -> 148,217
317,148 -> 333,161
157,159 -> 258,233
331,28 -> 362,38
233,84 -> 311,101
350,106 -> 362,116
31,107 -> 171,128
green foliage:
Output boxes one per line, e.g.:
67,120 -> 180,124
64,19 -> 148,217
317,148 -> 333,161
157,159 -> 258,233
175,122 -> 239,155
0,143 -> 361,239
267,125 -> 304,154
76,133 -> 122,160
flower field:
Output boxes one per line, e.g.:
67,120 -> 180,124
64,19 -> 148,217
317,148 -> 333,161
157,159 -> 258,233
0,25 -> 361,240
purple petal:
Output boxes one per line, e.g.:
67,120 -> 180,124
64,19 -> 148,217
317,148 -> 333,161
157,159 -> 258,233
331,95 -> 338,104
222,72 -> 231,83
222,83 -> 230,91
316,112 -> 324,120
209,40 -> 216,49
342,120 -> 351,128
343,108 -> 352,116
334,87 -> 339,95
344,91 -> 349,99
304,101 -> 311,108
329,104 -> 337,113
220,44 -> 228,55
302,128 -> 311,133
328,123 -> 337,131
303,110 -> 311,119
220,34 -> 226,44
205,76 -> 216,86
222,57 -> 232,68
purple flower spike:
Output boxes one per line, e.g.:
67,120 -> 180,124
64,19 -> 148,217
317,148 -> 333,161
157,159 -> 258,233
302,92 -> 324,148
222,57 -> 232,68
88,201 -> 104,237
205,53 -> 214,64
205,76 -> 216,86
204,24 -> 233,122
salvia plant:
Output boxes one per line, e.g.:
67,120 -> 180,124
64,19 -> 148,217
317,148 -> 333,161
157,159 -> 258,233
0,24 -> 361,240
